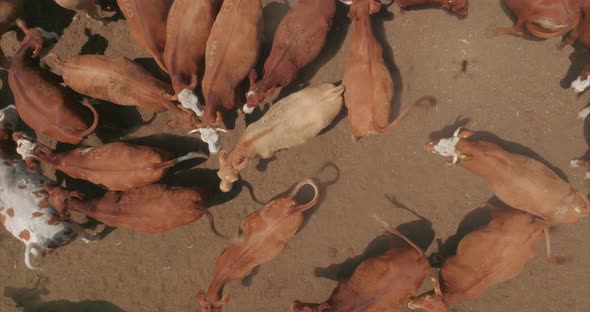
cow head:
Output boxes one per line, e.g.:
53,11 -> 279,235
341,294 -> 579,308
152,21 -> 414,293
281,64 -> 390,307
442,0 -> 469,17
217,150 -> 243,193
425,127 -> 473,164
196,291 -> 230,312
408,278 -> 448,312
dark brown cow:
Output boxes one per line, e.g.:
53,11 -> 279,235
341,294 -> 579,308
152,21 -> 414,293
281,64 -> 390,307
8,21 -> 98,145
495,0 -> 581,38
408,204 -> 562,312
13,132 -> 202,191
292,226 -> 430,312
44,183 -> 223,235
243,0 -> 336,114
116,0 -> 172,72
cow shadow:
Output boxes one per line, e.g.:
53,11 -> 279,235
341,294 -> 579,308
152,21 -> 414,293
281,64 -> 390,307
396,2 -> 467,19
560,42 -> 590,91
80,28 -> 109,55
22,0 -> 75,37
372,6 -> 404,120
300,162 -> 341,232
92,102 -> 148,142
314,219 -> 434,282
160,168 -> 257,207
133,57 -> 170,82
100,0 -> 125,21
122,133 -> 210,156
432,205 -> 492,263
314,195 -> 434,281
3,277 -> 126,312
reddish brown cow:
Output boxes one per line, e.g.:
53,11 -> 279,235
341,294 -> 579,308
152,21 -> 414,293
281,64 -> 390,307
425,128 -> 589,224
164,0 -> 222,118
199,0 -> 262,128
116,0 -> 172,72
343,0 -> 431,141
44,183 -> 223,235
8,21 -> 98,145
292,226 -> 430,312
495,0 -> 581,38
243,0 -> 336,114
197,180 -> 319,312
395,0 -> 469,16
12,132 -> 202,191
408,204 -> 561,312
49,54 -> 176,113
562,0 -> 590,48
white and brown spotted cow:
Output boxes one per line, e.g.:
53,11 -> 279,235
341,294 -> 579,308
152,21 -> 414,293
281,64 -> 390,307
0,105 -> 96,269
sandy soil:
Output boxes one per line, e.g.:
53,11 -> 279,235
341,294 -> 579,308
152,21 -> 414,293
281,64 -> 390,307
1,0 -> 589,311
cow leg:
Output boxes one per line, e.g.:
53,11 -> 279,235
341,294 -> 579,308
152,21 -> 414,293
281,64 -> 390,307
544,228 -> 567,265
494,19 -> 525,37
558,28 -> 579,51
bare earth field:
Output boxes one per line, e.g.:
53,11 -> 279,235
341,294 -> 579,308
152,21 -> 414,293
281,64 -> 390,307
1,1 -> 589,311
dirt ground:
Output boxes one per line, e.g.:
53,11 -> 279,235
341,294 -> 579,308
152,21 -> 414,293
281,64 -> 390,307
1,0 -> 589,311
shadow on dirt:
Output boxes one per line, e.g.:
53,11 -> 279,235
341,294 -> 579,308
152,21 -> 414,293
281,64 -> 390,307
3,276 -> 126,312
314,195 -> 434,281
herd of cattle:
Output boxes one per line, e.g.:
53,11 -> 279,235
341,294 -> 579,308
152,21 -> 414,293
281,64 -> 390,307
0,0 -> 589,311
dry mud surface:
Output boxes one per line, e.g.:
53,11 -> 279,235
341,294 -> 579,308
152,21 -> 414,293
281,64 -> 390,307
0,1 -> 589,312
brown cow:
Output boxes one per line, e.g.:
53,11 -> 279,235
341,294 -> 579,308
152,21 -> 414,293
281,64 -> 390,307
12,132 -> 202,191
195,0 -> 262,152
425,127 -> 589,224
395,0 -> 469,16
44,183 -> 224,235
164,0 -> 222,118
8,21 -> 98,145
116,0 -> 172,72
0,0 -> 24,35
48,54 -> 176,113
495,0 -> 581,38
243,0 -> 336,114
343,0 -> 432,141
292,225 -> 430,312
197,180 -> 319,312
561,0 -> 590,48
408,204 -> 561,312
202,0 -> 263,125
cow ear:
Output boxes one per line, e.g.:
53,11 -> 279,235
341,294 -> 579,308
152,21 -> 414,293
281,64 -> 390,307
432,277 -> 443,296
248,69 -> 258,85
265,86 -> 276,97
369,0 -> 382,14
218,151 -> 228,166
